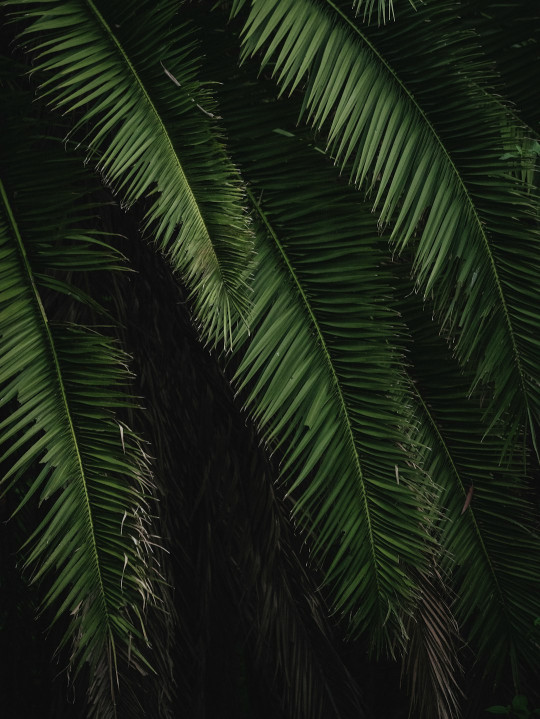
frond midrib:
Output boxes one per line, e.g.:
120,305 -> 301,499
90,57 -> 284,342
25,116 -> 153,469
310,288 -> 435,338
323,0 -> 529,413
245,185 -> 383,605
0,178 -> 112,642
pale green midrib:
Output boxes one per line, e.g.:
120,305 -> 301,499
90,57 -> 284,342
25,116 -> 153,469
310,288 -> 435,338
408,372 -> 512,628
317,0 -> 529,411
83,0 -> 229,294
246,186 -> 384,607
0,179 -> 112,646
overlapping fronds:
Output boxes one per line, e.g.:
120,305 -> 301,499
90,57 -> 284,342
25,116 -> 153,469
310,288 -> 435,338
6,0 -> 253,346
234,0 -> 540,455
2,1 -> 539,716
401,282 -> 540,687
209,63 -> 436,651
0,113 -> 169,718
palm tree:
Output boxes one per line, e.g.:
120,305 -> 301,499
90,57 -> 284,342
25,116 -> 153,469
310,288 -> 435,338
0,0 -> 539,717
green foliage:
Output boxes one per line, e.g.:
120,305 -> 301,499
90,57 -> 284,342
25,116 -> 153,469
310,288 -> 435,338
218,70 -> 435,651
487,694 -> 540,717
234,0 -> 540,458
0,93 -> 171,718
0,0 -> 539,718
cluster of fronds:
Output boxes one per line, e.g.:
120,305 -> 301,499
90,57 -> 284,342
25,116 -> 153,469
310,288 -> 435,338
0,0 -> 538,718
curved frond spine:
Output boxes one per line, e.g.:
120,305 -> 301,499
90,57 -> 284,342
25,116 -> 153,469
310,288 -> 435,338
8,0 -> 253,346
211,69 -> 435,649
0,130 -> 166,717
237,214 -> 422,651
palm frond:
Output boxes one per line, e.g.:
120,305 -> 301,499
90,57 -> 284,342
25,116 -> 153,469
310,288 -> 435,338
206,59 -> 436,651
6,0 -> 253,346
234,0 -> 540,455
0,114 -> 169,718
401,280 -> 540,688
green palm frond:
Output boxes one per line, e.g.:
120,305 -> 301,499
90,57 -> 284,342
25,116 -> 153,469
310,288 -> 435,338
401,282 -> 540,687
234,0 -> 540,454
208,63 -> 436,651
0,117 -> 169,718
6,0 -> 253,346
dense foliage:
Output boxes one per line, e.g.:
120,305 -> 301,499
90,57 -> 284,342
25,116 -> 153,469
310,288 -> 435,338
0,1 -> 539,717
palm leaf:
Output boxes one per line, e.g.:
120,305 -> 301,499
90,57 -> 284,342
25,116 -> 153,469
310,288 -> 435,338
6,0 -> 253,346
233,0 -> 540,455
400,278 -> 540,688
0,112 -> 169,718
208,60 -> 435,651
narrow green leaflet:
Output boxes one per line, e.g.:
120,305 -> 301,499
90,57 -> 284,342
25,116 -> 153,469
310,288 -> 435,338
235,0 -> 540,455
7,0 -> 253,346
